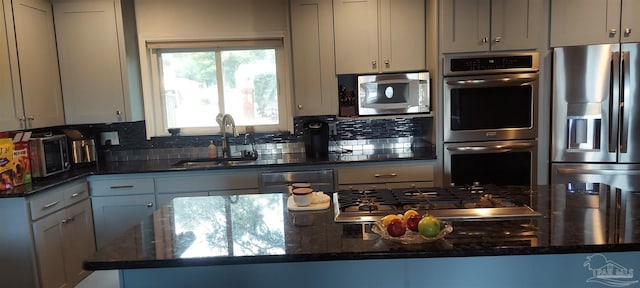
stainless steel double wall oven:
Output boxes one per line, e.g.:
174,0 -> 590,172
443,52 -> 539,186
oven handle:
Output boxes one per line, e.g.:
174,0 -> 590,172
446,143 -> 535,153
446,77 -> 537,86
556,168 -> 640,176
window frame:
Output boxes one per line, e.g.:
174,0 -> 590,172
143,37 -> 292,137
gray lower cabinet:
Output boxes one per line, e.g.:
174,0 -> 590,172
33,198 -> 94,288
89,175 -> 156,249
155,170 -> 260,207
89,170 -> 259,249
0,178 -> 94,288
337,161 -> 435,190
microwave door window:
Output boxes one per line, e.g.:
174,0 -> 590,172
43,141 -> 63,174
362,83 -> 409,106
450,86 -> 532,131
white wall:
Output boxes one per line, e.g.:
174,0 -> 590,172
134,0 -> 288,39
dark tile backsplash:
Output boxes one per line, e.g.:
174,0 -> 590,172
21,115 -> 433,161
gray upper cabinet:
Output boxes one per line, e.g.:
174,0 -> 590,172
290,0 -> 338,116
0,1 -> 20,131
550,0 -> 640,47
53,0 -> 143,124
441,0 -> 541,53
7,0 -> 65,130
333,0 -> 425,74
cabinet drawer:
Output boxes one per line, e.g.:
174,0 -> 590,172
63,180 -> 89,206
90,177 -> 155,196
338,163 -> 434,184
29,186 -> 65,220
155,171 -> 258,193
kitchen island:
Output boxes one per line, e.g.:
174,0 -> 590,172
84,188 -> 640,288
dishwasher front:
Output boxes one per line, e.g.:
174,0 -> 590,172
260,169 -> 335,193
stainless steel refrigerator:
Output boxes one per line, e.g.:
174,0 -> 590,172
551,44 -> 640,244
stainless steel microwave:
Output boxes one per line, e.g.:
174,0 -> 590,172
357,71 -> 430,116
29,134 -> 70,178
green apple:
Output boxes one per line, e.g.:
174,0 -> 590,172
418,215 -> 441,237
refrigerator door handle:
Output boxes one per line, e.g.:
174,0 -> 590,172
620,51 -> 630,154
609,51 -> 621,154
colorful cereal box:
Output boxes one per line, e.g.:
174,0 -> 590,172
0,138 -> 13,191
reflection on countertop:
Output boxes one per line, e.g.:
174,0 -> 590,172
84,186 -> 640,271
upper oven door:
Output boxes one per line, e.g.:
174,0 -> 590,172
444,73 -> 538,142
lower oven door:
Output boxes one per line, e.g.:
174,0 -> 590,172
444,139 -> 537,186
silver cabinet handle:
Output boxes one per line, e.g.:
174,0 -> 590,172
372,60 -> 377,69
482,37 -> 489,44
110,185 -> 134,189
297,104 -> 303,110
71,191 -> 86,198
494,36 -> 502,43
624,28 -> 632,36
146,202 -> 154,208
610,28 -> 617,35
374,173 -> 397,178
43,200 -> 61,209
384,59 -> 390,66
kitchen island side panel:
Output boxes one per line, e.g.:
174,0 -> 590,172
119,251 -> 640,288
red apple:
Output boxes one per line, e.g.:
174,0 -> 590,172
386,218 -> 406,237
406,214 -> 421,232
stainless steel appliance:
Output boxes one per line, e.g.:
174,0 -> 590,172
551,43 -> 640,244
71,139 -> 97,164
443,52 -> 539,186
357,71 -> 430,116
333,184 -> 540,222
552,44 -> 640,163
29,134 -> 70,178
444,139 -> 537,186
551,164 -> 640,243
443,52 -> 539,142
260,169 -> 334,193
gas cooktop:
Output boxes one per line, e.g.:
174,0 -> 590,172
333,185 -> 541,222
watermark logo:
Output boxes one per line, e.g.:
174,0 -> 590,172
584,254 -> 639,287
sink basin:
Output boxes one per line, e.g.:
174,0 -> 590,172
171,157 -> 256,168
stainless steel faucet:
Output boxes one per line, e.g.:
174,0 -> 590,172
216,113 -> 237,158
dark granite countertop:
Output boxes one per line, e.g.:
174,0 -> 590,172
1,150 -> 435,198
84,187 -> 640,270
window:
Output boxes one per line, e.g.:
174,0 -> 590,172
146,39 -> 290,136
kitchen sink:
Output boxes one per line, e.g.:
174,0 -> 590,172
171,157 -> 257,168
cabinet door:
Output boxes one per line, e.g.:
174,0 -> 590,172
33,209 -> 67,288
92,194 -> 156,249
53,0 -> 126,124
550,0 -> 621,47
62,200 -> 95,286
0,2 -> 22,131
621,0 -> 640,43
490,0 -> 540,51
290,0 -> 338,116
379,0 -> 425,72
333,0 -> 379,74
440,0 -> 491,53
12,0 -> 65,128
